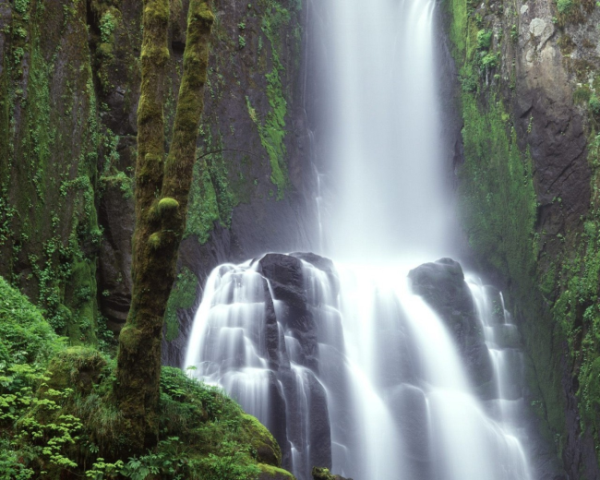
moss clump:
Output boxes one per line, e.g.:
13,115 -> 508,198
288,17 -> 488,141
158,196 -> 180,213
261,464 -> 296,479
43,347 -> 108,395
311,466 -> 346,480
148,232 -> 162,249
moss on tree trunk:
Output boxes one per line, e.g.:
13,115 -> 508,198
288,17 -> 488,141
115,0 -> 213,452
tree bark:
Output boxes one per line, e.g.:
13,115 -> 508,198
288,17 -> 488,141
115,0 -> 213,452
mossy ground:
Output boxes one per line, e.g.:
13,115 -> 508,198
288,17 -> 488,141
0,275 -> 292,479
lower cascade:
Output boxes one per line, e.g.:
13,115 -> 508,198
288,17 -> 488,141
184,253 -> 533,480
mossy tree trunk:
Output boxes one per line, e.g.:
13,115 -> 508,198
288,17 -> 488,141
115,0 -> 213,452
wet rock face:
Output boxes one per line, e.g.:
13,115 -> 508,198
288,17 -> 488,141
259,253 -> 319,371
408,258 -> 493,391
256,253 -> 333,477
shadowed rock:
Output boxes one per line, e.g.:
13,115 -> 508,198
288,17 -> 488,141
408,258 -> 493,392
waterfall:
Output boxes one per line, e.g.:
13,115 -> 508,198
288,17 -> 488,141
183,0 -> 535,478
184,257 -> 532,480
321,0 -> 454,260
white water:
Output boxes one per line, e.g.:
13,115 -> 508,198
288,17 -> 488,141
184,259 -> 532,480
322,0 -> 453,260
183,0 -> 535,477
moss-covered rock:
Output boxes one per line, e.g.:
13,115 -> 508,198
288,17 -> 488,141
260,464 -> 297,480
43,346 -> 108,395
311,466 -> 351,480
240,413 -> 282,466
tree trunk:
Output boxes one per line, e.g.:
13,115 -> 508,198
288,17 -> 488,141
115,0 -> 213,452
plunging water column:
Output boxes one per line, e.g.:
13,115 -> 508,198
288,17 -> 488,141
184,0 -> 535,478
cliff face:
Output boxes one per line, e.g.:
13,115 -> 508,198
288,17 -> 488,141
0,0 -> 315,356
443,0 -> 600,474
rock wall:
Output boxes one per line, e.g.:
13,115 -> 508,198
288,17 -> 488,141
443,0 -> 600,474
0,0 -> 316,354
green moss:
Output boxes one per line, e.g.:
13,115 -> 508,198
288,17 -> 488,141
185,137 -> 236,243
158,196 -> 180,212
0,275 -> 63,365
239,413 -> 282,466
0,284 -> 292,478
260,464 -> 296,479
164,267 -> 199,341
244,0 -> 292,200
477,29 -> 492,50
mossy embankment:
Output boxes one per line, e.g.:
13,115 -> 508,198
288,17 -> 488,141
0,275 -> 294,479
444,0 -> 600,473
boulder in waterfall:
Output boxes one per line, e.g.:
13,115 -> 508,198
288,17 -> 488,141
259,253 -> 307,309
290,252 -> 340,296
257,252 -> 335,473
408,258 -> 493,390
259,253 -> 319,370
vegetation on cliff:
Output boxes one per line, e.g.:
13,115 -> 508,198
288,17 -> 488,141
445,0 -> 600,472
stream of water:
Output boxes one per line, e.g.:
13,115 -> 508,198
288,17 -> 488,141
184,0 -> 534,477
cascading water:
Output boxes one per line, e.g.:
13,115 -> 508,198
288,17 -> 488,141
183,0 -> 536,478
185,257 -> 533,480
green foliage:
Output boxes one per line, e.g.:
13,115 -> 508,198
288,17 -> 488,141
99,11 -> 117,44
164,268 -> 199,341
480,52 -> 498,69
477,29 -> 492,50
13,0 -> 29,15
99,171 -> 134,199
557,0 -> 573,14
589,95 -> 600,115
185,135 -> 236,244
0,276 -> 63,365
0,309 -> 287,479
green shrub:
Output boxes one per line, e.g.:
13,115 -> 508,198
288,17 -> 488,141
0,276 -> 64,366
589,95 -> 600,115
477,30 -> 493,50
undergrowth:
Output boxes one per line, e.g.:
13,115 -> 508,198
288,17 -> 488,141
0,275 -> 288,480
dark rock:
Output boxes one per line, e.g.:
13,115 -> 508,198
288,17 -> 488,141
408,258 -> 493,390
306,372 -> 332,471
388,383 -> 432,479
97,179 -> 134,332
259,254 -> 307,310
290,252 -> 340,297
258,253 -> 320,371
